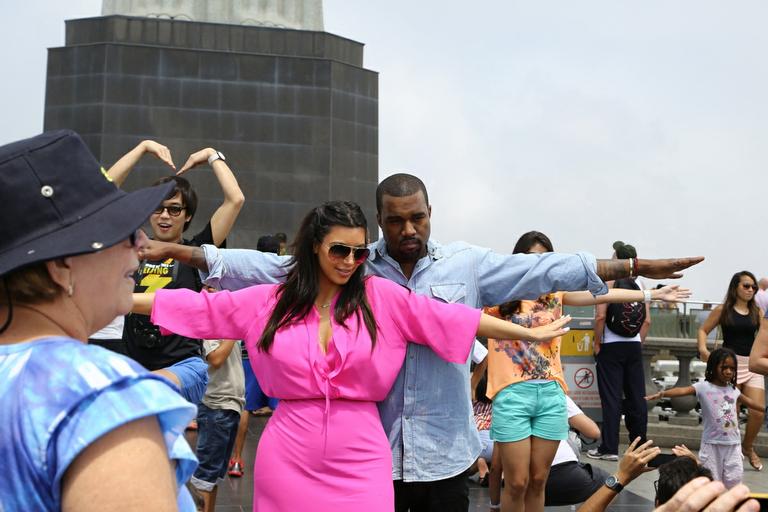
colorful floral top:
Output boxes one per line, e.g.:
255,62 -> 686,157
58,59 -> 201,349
486,291 -> 567,399
473,401 -> 493,431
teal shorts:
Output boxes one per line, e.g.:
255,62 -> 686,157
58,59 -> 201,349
490,380 -> 568,443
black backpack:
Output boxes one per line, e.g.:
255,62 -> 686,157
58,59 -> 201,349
605,278 -> 647,338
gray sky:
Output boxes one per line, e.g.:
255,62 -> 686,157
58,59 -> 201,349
3,1 -> 766,302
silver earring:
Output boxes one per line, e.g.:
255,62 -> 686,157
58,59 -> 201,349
67,284 -> 74,297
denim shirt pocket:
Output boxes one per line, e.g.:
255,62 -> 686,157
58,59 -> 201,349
430,283 -> 467,304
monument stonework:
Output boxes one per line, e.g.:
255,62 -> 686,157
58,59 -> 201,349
44,1 -> 378,246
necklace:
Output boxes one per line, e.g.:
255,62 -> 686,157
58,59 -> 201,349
317,303 -> 331,309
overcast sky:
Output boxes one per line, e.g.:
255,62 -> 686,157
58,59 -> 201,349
3,1 -> 766,302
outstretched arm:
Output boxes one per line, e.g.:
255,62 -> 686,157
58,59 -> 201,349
106,140 -> 176,187
563,284 -> 691,306
595,257 -> 704,281
176,148 -> 245,246
138,241 -> 209,272
476,313 -> 571,342
749,317 -> 768,375
738,394 -> 765,413
645,385 -> 695,401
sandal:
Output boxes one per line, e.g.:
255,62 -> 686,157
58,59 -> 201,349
743,449 -> 764,471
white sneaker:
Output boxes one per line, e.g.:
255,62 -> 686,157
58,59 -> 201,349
586,449 -> 619,461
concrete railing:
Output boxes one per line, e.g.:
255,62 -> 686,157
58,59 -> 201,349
643,337 -> 703,417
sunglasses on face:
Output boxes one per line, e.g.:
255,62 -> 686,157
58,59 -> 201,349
153,205 -> 186,217
741,283 -> 758,291
325,243 -> 370,263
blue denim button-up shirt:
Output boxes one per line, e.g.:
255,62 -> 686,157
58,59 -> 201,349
199,240 -> 606,482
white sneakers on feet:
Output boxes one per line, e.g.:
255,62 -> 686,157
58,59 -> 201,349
586,449 -> 619,461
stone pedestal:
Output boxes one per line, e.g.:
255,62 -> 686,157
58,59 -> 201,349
44,15 -> 378,247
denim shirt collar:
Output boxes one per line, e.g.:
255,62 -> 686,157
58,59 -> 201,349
369,238 -> 444,264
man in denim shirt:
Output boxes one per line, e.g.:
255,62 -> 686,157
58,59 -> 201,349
141,173 -> 702,511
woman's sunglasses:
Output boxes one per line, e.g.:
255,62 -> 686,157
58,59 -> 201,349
741,283 -> 758,291
325,243 -> 370,263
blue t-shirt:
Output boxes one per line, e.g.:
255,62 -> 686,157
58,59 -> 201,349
0,337 -> 198,511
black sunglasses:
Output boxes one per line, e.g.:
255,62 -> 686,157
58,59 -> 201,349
153,205 -> 186,217
325,243 -> 370,263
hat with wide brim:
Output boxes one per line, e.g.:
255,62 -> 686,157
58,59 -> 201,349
0,130 -> 174,276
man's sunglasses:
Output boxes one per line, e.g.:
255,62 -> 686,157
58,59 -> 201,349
153,205 -> 186,217
325,243 -> 370,263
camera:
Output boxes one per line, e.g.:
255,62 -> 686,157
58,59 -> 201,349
130,315 -> 163,349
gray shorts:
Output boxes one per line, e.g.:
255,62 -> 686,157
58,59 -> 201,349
699,442 -> 743,489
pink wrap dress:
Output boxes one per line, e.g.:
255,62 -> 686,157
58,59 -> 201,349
151,275 -> 481,511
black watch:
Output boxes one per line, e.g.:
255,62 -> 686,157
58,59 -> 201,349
604,475 -> 624,493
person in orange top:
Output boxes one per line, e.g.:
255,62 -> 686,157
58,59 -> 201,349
486,231 -> 689,512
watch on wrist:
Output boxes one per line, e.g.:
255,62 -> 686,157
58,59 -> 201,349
604,475 -> 624,493
207,150 -> 226,165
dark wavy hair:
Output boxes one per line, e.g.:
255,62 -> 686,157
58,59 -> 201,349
256,201 -> 377,353
705,347 -> 737,387
720,271 -> 761,327
499,231 -> 554,317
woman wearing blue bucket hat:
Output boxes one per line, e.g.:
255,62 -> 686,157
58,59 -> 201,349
0,130 -> 198,511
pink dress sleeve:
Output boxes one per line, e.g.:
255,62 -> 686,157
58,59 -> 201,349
368,276 -> 481,363
151,286 -> 274,340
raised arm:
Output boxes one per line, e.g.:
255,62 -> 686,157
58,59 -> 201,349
749,316 -> 768,375
697,307 -> 722,362
138,241 -> 209,271
176,148 -> 245,246
106,140 -> 176,187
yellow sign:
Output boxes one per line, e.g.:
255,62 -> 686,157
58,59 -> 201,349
561,329 -> 594,356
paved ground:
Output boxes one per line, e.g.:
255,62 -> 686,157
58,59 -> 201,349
197,415 -> 768,511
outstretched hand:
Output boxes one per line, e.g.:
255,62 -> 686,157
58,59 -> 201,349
637,257 -> 704,279
177,148 -> 216,175
528,315 -> 571,342
653,478 -> 757,512
655,284 -> 691,302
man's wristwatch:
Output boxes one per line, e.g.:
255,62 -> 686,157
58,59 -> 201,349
207,150 -> 226,165
604,475 -> 624,493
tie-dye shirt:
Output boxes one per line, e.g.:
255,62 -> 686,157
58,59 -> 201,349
486,292 -> 567,399
0,337 -> 198,511
693,380 -> 742,445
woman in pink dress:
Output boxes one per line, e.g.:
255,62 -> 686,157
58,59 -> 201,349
135,201 -> 571,512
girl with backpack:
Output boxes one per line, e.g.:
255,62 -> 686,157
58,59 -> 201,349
646,348 -> 765,487
484,233 -> 689,512
697,271 -> 765,471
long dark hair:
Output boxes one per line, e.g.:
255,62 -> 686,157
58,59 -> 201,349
704,347 -> 737,387
257,201 -> 377,353
720,271 -> 761,327
499,231 -> 555,317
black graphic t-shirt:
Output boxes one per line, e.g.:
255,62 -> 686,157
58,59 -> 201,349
124,223 -> 216,370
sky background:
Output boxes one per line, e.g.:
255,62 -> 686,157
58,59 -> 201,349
2,1 -> 766,302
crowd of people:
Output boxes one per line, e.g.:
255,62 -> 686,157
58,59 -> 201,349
0,129 -> 765,512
